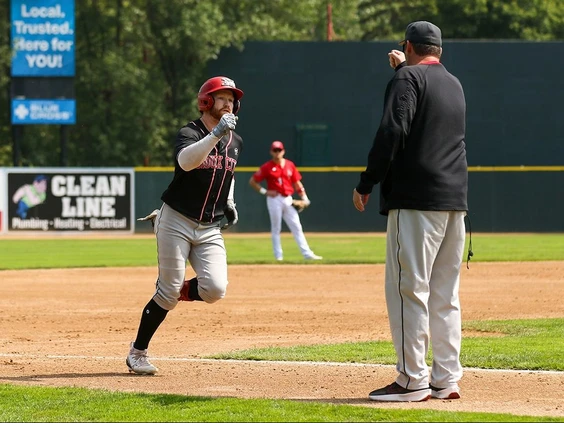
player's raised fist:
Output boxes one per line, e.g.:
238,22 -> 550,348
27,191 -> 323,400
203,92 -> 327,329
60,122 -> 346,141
212,113 -> 238,137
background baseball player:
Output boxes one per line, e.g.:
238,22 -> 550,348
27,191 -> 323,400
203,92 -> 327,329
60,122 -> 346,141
353,21 -> 469,401
249,140 -> 322,261
126,76 -> 244,375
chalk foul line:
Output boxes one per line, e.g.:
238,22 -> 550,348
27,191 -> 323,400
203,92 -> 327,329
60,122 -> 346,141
0,353 -> 562,375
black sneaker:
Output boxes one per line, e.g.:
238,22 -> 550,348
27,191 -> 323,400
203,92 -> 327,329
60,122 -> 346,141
430,384 -> 461,399
368,382 -> 431,402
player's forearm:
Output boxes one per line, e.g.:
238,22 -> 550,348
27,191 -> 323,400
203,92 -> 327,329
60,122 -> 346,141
296,183 -> 310,205
249,178 -> 266,195
177,133 -> 220,171
227,178 -> 235,202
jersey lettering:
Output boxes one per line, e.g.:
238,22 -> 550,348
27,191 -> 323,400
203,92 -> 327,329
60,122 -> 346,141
197,154 -> 223,170
225,156 -> 237,173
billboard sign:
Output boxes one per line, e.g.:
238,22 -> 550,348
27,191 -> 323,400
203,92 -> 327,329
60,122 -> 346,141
10,0 -> 75,76
12,99 -> 76,124
6,168 -> 134,233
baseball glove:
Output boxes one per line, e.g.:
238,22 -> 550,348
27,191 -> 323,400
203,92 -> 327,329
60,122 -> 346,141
292,199 -> 309,213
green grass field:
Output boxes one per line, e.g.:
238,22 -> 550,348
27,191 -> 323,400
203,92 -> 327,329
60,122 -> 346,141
210,318 -> 564,371
1,384 -> 561,423
0,233 -> 562,269
0,233 -> 562,422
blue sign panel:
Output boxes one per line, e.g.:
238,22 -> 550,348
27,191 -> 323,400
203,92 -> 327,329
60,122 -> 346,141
10,0 -> 75,76
12,99 -> 76,124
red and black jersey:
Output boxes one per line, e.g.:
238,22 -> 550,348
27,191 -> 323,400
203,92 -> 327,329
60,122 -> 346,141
161,118 -> 243,223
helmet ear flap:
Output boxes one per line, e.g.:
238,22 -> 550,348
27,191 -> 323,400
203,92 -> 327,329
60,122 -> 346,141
199,94 -> 240,114
198,93 -> 214,112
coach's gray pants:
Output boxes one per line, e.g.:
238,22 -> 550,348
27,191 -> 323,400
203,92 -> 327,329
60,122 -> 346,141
385,209 -> 465,390
152,203 -> 228,310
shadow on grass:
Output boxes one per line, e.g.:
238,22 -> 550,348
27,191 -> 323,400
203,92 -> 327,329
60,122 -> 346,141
0,372 -> 152,381
0,380 -> 221,405
140,393 -> 216,406
295,397 -> 371,405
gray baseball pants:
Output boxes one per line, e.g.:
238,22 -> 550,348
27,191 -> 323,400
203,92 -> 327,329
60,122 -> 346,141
385,209 -> 465,390
152,203 -> 228,310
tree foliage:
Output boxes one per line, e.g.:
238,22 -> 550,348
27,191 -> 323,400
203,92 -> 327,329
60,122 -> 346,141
358,0 -> 437,41
0,0 -> 12,165
359,0 -> 564,41
0,0 -> 562,167
1,0 -> 361,167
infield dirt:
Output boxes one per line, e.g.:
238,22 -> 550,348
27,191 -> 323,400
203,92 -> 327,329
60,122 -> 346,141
0,261 -> 563,418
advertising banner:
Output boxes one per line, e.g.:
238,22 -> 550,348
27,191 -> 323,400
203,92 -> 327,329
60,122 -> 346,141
6,168 -> 134,233
10,0 -> 75,77
12,99 -> 76,124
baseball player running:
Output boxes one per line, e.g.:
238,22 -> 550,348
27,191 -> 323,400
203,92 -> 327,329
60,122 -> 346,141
353,21 -> 468,401
126,76 -> 244,375
249,140 -> 322,261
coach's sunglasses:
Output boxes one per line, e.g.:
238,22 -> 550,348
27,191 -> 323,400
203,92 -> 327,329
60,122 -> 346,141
271,148 -> 283,152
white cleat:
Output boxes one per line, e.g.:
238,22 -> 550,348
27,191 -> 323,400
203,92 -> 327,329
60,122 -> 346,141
430,384 -> 461,399
305,254 -> 323,260
126,342 -> 158,375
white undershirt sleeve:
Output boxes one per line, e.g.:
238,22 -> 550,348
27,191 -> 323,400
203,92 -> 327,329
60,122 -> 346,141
177,133 -> 220,172
227,178 -> 235,202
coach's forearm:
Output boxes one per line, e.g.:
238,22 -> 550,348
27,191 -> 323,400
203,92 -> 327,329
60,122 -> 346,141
177,134 -> 220,171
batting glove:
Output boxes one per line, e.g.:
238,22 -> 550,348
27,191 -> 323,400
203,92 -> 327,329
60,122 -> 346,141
212,113 -> 238,138
221,199 -> 238,230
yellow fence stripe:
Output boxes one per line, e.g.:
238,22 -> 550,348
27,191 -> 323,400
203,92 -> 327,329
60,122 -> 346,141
135,166 -> 564,173
467,166 -> 564,172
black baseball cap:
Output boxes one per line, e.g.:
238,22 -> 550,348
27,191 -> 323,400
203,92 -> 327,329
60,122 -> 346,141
399,21 -> 442,47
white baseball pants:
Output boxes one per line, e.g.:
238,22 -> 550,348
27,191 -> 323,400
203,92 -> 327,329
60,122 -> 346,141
266,195 -> 315,260
385,209 -> 465,390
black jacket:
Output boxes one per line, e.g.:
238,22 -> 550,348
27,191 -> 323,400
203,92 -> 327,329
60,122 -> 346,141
356,61 -> 468,215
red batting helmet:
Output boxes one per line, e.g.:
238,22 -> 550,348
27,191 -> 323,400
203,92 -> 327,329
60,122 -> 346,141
197,76 -> 244,114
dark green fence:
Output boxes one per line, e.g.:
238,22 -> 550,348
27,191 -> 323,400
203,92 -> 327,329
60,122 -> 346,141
207,41 -> 564,168
134,168 -> 564,233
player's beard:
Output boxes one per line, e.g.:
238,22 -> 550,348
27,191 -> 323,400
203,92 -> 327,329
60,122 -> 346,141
210,106 -> 230,121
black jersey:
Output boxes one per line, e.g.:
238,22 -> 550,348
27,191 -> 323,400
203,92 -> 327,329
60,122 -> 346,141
357,62 -> 468,215
161,118 -> 243,223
